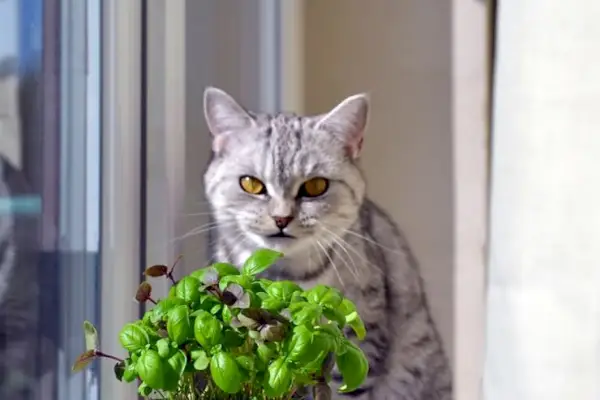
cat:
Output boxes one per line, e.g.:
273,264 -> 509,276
202,87 -> 452,400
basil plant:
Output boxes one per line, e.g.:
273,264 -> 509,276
72,249 -> 369,399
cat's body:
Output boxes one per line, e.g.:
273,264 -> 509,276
202,88 -> 452,400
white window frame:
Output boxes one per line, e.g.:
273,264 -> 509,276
143,0 -> 282,283
100,0 -> 142,399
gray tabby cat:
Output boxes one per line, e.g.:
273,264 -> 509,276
202,87 -> 452,400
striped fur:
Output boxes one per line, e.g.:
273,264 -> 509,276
202,87 -> 452,399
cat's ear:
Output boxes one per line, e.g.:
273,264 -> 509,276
203,87 -> 255,151
314,93 -> 370,159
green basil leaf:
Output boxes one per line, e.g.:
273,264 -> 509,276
210,303 -> 222,314
290,302 -> 322,325
156,338 -> 171,358
346,311 -> 367,341
151,298 -> 186,324
195,295 -> 221,313
221,306 -> 233,325
193,352 -> 210,371
266,280 -> 302,302
137,382 -> 153,397
301,332 -> 334,374
211,262 -> 240,277
305,285 -> 343,308
83,321 -> 99,351
168,285 -> 177,298
336,341 -> 369,393
248,330 -> 261,341
257,279 -> 273,290
242,248 -> 283,276
310,331 -> 334,365
316,324 -> 345,355
235,355 -> 255,371
261,296 -> 286,312
222,329 -> 245,349
167,305 -> 193,345
175,276 -> 201,303
122,361 -> 138,383
166,350 -> 187,387
210,351 -> 243,394
338,297 -> 357,315
119,323 -> 150,352
257,342 -> 276,364
264,357 -> 292,397
323,306 -> 347,328
218,274 -> 254,291
286,325 -> 313,363
136,350 -> 167,390
252,281 -> 267,294
194,310 -> 223,349
189,267 -> 207,281
142,310 -> 154,327
136,349 -> 185,392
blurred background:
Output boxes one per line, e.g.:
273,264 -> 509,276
2,0 -> 599,400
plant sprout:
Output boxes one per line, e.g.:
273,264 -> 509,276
72,248 -> 369,399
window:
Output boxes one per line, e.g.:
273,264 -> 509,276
0,0 -> 102,398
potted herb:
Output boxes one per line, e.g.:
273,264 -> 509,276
72,249 -> 369,399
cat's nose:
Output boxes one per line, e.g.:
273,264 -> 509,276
272,215 -> 294,229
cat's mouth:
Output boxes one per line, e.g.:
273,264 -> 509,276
267,231 -> 296,239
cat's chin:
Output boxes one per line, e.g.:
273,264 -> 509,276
245,231 -> 310,257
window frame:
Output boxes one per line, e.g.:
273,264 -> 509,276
99,0 -> 143,399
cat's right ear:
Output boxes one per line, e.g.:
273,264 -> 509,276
203,87 -> 255,152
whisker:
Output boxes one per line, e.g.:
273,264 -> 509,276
170,220 -> 237,243
323,222 -> 405,255
319,225 -> 364,278
323,231 -> 361,282
315,239 -> 346,289
308,243 -> 312,273
317,222 -> 381,272
179,211 -> 215,217
181,201 -> 250,217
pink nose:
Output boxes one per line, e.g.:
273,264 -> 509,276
272,216 -> 293,229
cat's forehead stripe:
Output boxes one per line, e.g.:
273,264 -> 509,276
256,113 -> 307,190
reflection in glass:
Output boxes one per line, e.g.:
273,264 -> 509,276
0,0 -> 101,399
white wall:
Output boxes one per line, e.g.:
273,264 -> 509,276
484,0 -> 600,399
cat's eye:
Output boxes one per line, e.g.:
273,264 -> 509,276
239,176 -> 267,195
298,177 -> 329,198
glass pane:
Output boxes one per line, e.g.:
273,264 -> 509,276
0,0 -> 101,399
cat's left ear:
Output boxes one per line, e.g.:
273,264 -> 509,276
314,93 -> 370,159
203,86 -> 255,153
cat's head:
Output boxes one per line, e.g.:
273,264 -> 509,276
203,87 -> 369,258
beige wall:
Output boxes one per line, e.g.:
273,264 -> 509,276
304,0 -> 455,362
177,1 -> 488,397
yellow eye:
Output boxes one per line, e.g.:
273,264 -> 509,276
240,176 -> 266,195
299,177 -> 329,198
